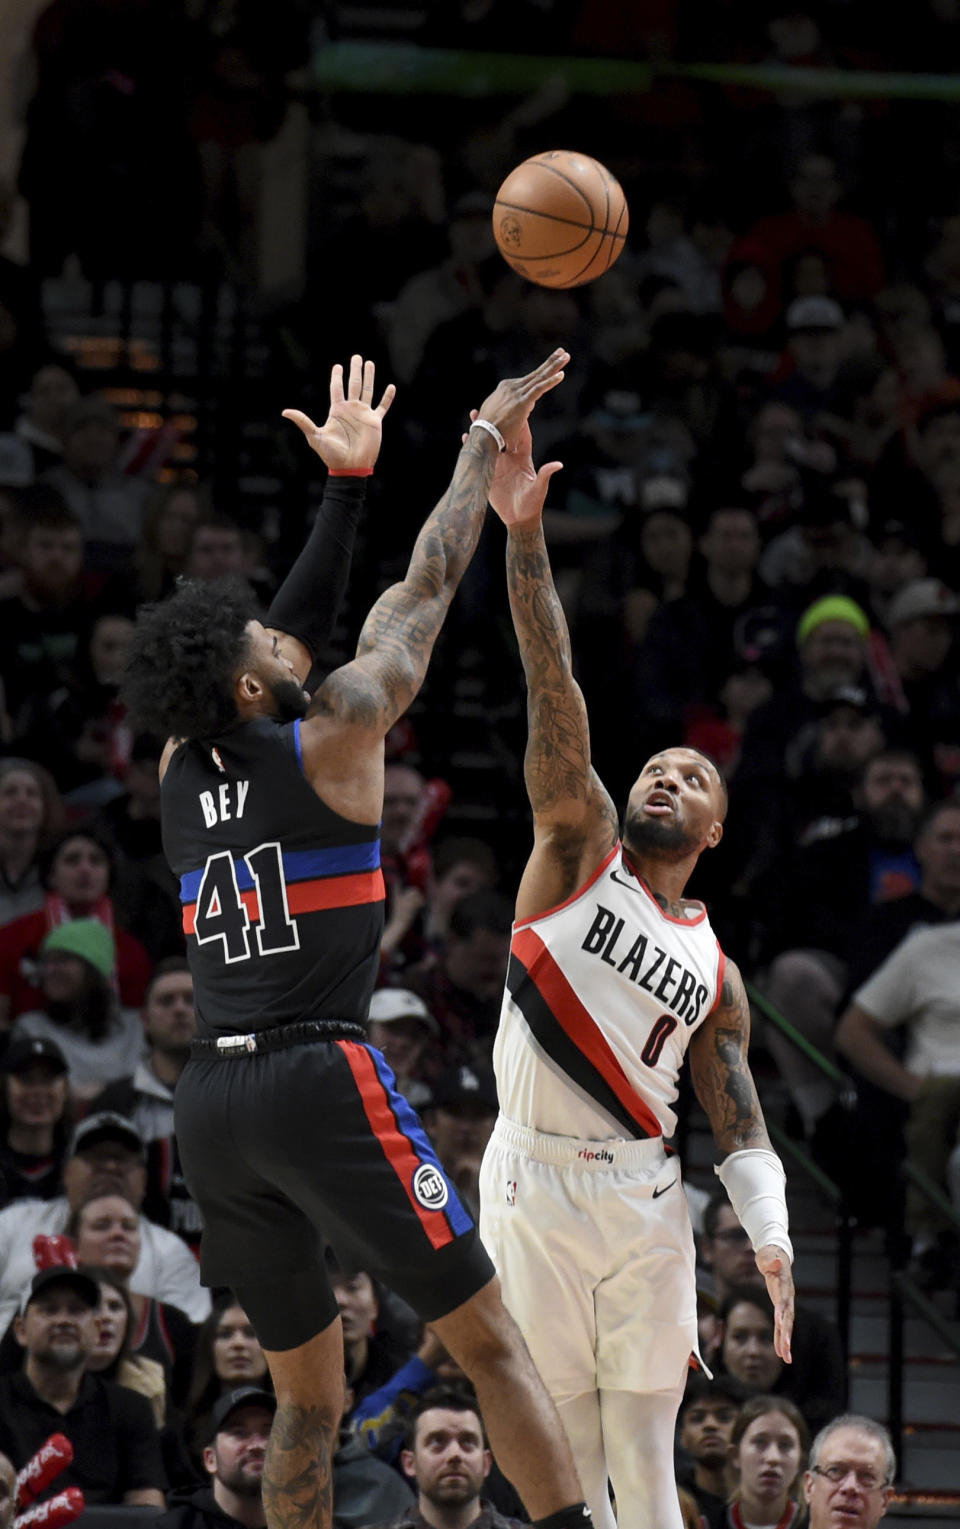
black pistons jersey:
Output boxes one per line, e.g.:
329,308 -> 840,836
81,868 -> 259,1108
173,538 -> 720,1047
161,717 -> 384,1039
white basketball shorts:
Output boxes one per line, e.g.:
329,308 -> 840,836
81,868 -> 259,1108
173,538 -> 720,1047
479,1114 -> 701,1399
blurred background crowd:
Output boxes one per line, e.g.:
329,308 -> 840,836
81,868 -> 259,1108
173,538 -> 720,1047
0,0 -> 959,1523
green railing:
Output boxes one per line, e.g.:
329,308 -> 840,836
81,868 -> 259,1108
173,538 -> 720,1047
309,41 -> 960,104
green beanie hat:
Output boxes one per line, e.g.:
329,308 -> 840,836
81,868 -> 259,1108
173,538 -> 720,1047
42,919 -> 115,981
796,594 -> 870,648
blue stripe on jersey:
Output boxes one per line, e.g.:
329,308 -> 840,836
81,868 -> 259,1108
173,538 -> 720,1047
294,719 -> 304,771
367,1047 -> 474,1239
179,840 -> 381,902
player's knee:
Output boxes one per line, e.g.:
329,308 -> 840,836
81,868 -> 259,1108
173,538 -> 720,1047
432,1277 -> 522,1374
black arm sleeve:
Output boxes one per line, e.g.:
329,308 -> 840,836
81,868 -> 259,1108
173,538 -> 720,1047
265,475 -> 368,660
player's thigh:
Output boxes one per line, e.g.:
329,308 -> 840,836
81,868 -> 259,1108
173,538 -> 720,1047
247,1040 -> 493,1323
594,1170 -> 698,1394
479,1138 -> 599,1396
174,1056 -> 326,1291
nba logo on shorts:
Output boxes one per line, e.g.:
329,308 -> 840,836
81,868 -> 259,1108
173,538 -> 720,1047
505,1179 -> 517,1207
413,1163 -> 449,1211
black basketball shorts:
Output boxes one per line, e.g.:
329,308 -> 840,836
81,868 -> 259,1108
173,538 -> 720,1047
174,1038 -> 493,1329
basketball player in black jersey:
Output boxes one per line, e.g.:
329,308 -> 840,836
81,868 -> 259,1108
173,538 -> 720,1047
123,352 -> 595,1529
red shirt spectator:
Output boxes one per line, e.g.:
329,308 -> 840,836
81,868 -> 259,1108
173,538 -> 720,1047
743,152 -> 885,304
0,828 -> 150,1027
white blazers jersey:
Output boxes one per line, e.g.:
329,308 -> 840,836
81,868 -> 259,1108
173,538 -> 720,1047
494,840 -> 726,1140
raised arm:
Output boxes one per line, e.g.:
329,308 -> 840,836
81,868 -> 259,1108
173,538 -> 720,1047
486,419 -> 618,918
273,354 -> 395,682
308,350 -> 569,741
688,958 -> 795,1361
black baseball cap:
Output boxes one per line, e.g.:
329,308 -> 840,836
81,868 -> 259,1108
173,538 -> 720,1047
428,1064 -> 498,1114
2,1035 -> 68,1075
210,1386 -> 277,1439
19,1265 -> 100,1316
68,1111 -> 144,1159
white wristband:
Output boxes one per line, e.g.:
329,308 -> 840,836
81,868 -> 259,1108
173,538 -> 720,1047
715,1148 -> 793,1264
470,417 -> 506,453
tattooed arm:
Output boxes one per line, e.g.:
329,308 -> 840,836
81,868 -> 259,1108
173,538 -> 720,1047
689,958 -> 795,1362
688,961 -> 771,1154
488,419 -> 619,919
297,353 -> 569,815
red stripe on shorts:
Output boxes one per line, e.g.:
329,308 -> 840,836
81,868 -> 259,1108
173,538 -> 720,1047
512,925 -> 663,1138
336,1040 -> 455,1250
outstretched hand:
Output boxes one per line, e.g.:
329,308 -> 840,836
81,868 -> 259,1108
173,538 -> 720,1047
466,414 -> 562,529
475,347 -> 570,451
756,1243 -> 794,1363
283,354 -> 396,473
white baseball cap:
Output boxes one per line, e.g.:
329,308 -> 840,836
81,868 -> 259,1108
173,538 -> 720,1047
368,988 -> 438,1036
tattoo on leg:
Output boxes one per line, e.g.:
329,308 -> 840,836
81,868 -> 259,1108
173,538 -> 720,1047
262,1403 -> 334,1529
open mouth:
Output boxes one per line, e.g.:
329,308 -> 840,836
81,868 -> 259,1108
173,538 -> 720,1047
644,791 -> 675,815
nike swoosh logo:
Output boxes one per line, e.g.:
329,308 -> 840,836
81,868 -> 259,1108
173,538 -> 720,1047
610,869 -> 643,892
652,1178 -> 677,1199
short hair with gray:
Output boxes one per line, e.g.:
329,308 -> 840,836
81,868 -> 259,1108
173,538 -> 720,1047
808,1413 -> 896,1485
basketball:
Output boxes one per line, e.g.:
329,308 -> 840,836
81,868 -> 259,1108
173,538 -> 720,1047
492,150 -> 629,289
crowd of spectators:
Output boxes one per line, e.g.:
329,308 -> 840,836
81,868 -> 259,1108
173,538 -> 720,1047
0,0 -> 959,1523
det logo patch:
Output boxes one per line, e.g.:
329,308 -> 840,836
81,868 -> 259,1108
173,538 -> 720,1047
413,1163 -> 449,1211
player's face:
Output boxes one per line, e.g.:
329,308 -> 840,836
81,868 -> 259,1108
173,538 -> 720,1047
406,1408 -> 490,1507
243,621 -> 310,722
623,749 -> 724,861
736,1411 -> 803,1505
681,1398 -> 738,1463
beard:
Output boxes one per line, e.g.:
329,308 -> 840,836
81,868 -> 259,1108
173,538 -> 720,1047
36,1338 -> 87,1371
622,808 -> 699,861
218,1462 -> 265,1499
265,673 -> 309,723
423,1477 -> 481,1509
870,798 -> 920,845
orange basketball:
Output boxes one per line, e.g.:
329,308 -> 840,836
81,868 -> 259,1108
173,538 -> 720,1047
492,150 -> 629,289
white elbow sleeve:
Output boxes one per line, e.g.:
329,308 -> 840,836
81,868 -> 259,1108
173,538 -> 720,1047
715,1148 -> 793,1265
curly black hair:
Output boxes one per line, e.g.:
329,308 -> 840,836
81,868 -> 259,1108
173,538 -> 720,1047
122,576 -> 260,742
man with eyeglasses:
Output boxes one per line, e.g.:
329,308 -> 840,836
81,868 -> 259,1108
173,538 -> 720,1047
803,1414 -> 894,1528
699,1190 -> 845,1431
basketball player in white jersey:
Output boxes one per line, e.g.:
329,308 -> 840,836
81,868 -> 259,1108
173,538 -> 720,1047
475,417 -> 796,1529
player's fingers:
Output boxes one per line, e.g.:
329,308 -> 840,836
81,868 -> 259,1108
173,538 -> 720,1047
469,408 -> 479,422
347,354 -> 363,401
537,462 -> 564,488
361,357 -> 375,406
530,347 -> 570,381
282,409 -> 318,437
527,368 -> 566,401
375,381 -> 397,418
777,1302 -> 794,1364
329,364 -> 345,407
